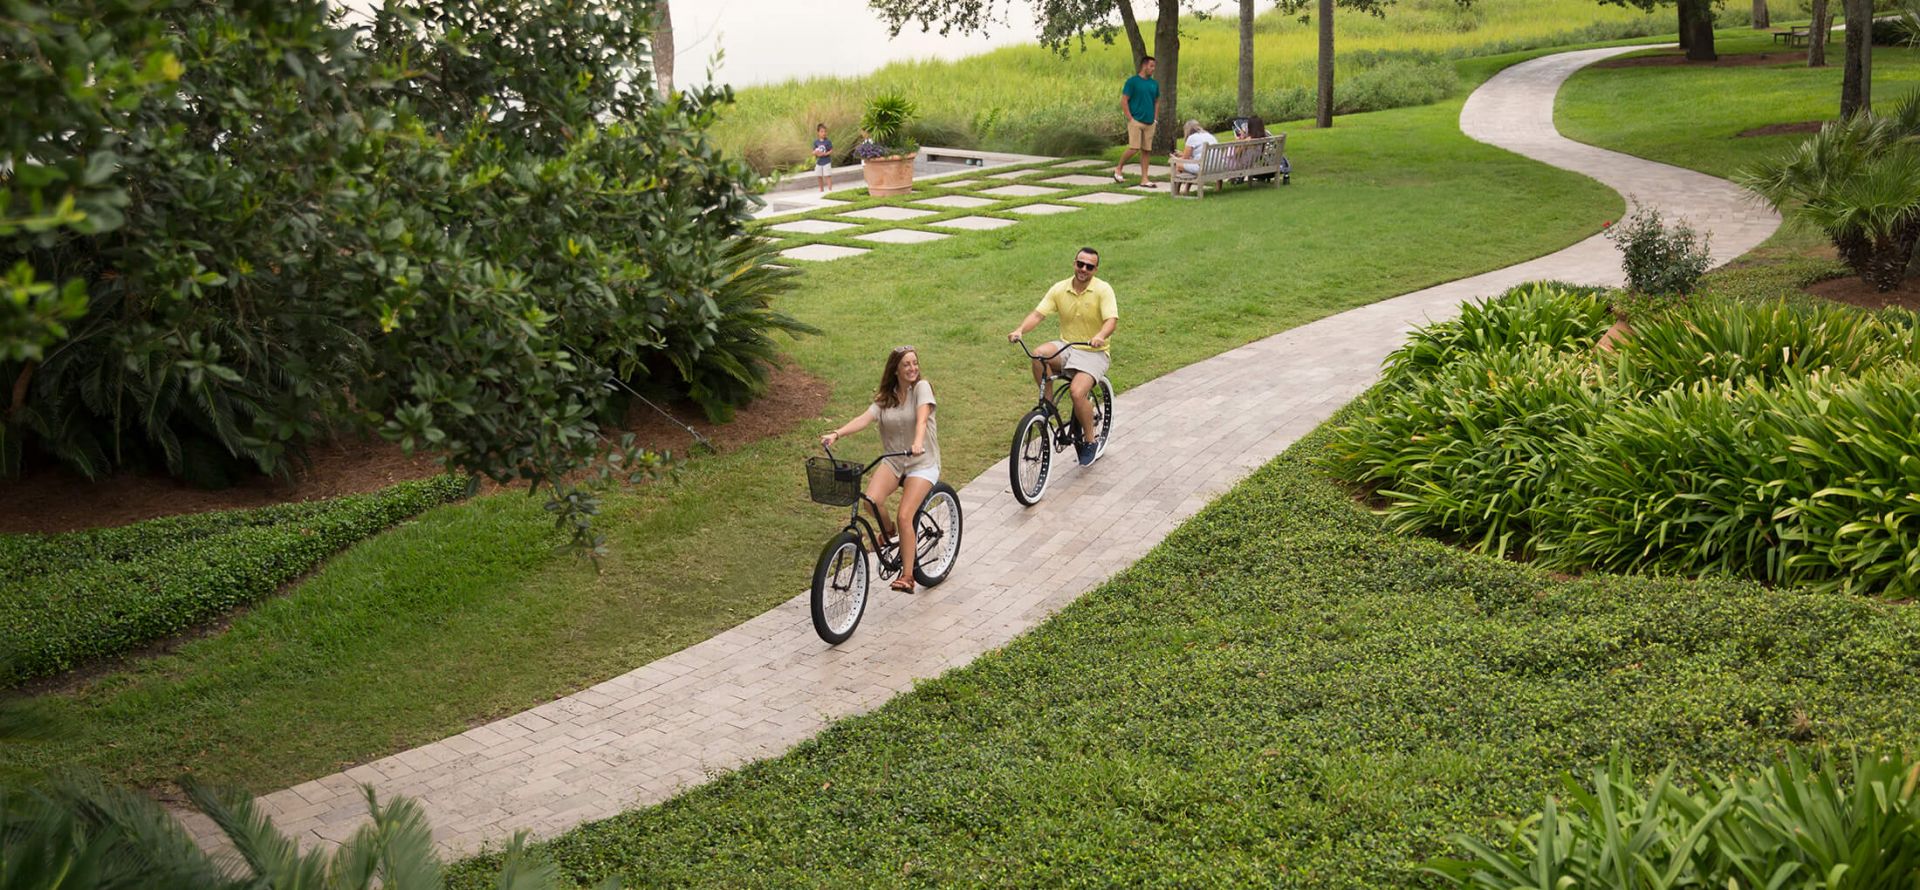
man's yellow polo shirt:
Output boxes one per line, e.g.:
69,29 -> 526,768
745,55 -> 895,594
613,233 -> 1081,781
1035,277 -> 1119,352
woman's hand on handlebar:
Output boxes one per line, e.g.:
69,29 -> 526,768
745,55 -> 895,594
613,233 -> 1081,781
820,431 -> 839,448
910,444 -> 925,457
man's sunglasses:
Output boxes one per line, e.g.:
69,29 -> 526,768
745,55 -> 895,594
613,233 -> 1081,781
1074,260 -> 1098,270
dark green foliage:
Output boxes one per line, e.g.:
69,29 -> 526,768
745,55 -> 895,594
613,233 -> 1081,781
1430,749 -> 1920,889
446,423 -> 1920,888
0,476 -> 465,686
1,0 -> 804,547
1329,285 -> 1920,595
0,774 -> 593,889
1381,281 -> 1615,383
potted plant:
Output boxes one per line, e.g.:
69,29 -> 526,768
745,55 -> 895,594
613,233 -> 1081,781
857,92 -> 919,197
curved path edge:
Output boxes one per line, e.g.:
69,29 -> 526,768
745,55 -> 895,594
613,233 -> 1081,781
180,45 -> 1779,857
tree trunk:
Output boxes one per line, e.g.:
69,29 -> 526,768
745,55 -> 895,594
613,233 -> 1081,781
1841,0 -> 1872,116
1751,0 -> 1769,29
1117,0 -> 1148,67
1809,0 -> 1830,66
1237,0 -> 1254,118
1678,0 -> 1692,49
1151,0 -> 1180,153
653,0 -> 674,95
1686,7 -> 1718,61
1316,0 -> 1333,128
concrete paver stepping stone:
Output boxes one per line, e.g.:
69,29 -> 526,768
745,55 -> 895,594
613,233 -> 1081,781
980,184 -> 1064,198
915,195 -> 998,209
928,215 -> 1018,231
852,228 -> 951,244
1007,203 -> 1080,216
769,218 -> 860,234
988,169 -> 1037,179
181,44 -> 1782,864
1042,174 -> 1118,187
840,205 -> 937,221
1052,159 -> 1109,168
934,179 -> 985,189
1064,191 -> 1145,206
778,244 -> 870,262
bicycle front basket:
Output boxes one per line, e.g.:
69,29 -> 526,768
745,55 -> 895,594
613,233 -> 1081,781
806,457 -> 864,506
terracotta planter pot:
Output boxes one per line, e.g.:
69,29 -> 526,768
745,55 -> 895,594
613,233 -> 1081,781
862,155 -> 915,196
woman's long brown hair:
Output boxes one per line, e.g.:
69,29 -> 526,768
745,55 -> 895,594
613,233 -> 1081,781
873,346 -> 916,409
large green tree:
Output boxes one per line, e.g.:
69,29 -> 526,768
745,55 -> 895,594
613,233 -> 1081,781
2,0 -> 801,549
1277,0 -> 1473,129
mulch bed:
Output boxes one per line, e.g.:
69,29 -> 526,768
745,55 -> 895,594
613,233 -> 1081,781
1738,120 -> 1827,137
1592,50 -> 1809,69
1806,273 -> 1920,312
0,359 -> 830,535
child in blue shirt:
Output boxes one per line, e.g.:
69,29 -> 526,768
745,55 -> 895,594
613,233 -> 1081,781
812,123 -> 833,192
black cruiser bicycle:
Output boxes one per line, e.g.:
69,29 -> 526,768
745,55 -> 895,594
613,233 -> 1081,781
804,445 -> 964,644
1008,339 -> 1114,506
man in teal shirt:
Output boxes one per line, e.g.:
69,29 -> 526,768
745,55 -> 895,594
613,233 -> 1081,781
1113,56 -> 1159,188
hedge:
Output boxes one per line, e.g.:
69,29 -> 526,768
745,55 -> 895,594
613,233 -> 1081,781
0,476 -> 466,686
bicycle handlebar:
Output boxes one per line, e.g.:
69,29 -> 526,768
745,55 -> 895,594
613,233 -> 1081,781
821,442 -> 915,474
1012,339 -> 1094,361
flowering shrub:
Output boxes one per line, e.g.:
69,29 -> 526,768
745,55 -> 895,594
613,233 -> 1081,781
1605,202 -> 1712,296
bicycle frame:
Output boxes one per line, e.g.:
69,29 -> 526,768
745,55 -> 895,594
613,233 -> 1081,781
821,444 -> 945,578
1014,339 -> 1096,449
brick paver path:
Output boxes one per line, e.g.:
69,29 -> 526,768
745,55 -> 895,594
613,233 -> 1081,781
180,45 -> 1778,857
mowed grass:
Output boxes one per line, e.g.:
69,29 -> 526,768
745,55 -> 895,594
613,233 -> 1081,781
0,50 -> 1626,795
446,418 -> 1920,889
1557,28 -> 1920,181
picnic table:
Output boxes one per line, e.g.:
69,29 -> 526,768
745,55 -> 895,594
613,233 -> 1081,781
1772,24 -> 1810,47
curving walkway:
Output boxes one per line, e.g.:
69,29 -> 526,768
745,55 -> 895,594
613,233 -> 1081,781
179,45 -> 1778,857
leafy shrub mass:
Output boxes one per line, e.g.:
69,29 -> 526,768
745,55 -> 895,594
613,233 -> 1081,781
1605,202 -> 1712,297
1328,285 -> 1920,596
0,476 -> 465,686
1431,749 -> 1920,889
1382,281 -> 1614,382
446,424 -> 1920,888
2,0 -> 806,546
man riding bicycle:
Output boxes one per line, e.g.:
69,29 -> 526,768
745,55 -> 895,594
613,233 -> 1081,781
1008,246 -> 1118,467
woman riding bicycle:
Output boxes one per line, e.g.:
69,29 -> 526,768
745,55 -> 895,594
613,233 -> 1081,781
820,346 -> 941,593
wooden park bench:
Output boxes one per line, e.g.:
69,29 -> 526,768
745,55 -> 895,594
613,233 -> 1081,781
1168,134 -> 1288,198
1772,24 -> 1810,46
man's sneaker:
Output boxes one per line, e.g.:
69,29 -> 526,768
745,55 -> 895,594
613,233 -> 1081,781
1075,441 -> 1097,466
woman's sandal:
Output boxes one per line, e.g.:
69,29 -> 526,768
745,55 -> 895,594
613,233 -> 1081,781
891,577 -> 915,593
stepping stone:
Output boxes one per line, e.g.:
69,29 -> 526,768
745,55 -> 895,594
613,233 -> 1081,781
840,205 -> 936,221
915,195 -> 997,209
1147,164 -> 1172,176
980,184 -> 1064,198
780,244 -> 869,262
934,179 -> 985,189
1042,174 -> 1118,187
852,228 -> 951,245
1064,191 -> 1145,205
1007,203 -> 1079,216
1052,159 -> 1108,168
769,218 -> 860,234
929,215 -> 1018,231
988,170 -> 1036,180
1126,184 -> 1167,193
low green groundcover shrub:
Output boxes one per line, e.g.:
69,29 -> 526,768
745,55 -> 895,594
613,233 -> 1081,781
1430,749 -> 1920,889
0,476 -> 465,686
1328,284 -> 1920,596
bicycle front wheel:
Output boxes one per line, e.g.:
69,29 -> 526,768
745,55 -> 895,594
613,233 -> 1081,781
810,531 -> 869,645
913,482 -> 964,588
1009,408 -> 1054,506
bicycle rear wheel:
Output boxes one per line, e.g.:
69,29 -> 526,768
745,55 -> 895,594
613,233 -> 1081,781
1009,408 -> 1054,506
810,531 -> 869,644
1091,376 -> 1115,459
912,482 -> 963,587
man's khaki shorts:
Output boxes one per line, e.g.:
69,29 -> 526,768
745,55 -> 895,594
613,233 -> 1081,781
1127,118 -> 1155,151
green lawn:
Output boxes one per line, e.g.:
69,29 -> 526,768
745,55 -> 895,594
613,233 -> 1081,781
446,418 -> 1920,889
1557,29 -> 1920,181
0,49 -> 1628,795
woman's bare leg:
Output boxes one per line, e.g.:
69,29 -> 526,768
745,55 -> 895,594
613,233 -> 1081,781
865,464 -> 902,540
895,475 -> 935,585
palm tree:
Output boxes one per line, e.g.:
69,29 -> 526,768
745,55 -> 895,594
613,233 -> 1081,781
1740,95 -> 1920,291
